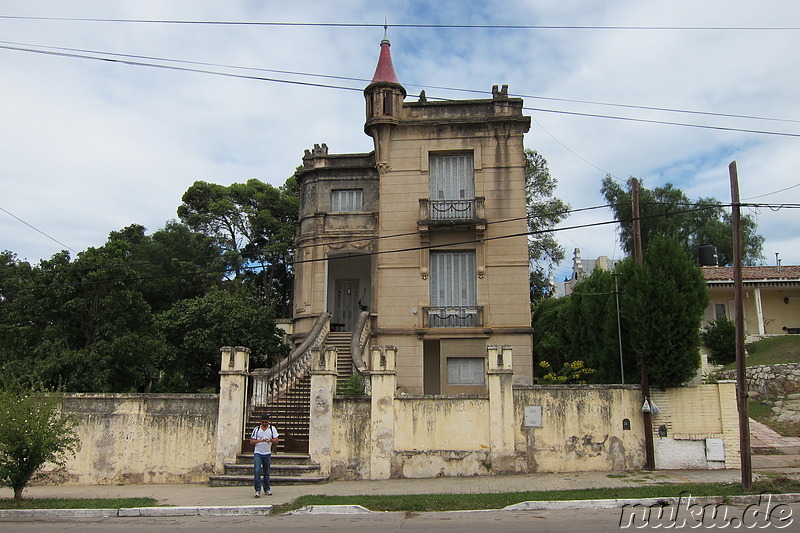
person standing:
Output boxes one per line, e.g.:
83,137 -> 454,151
249,412 -> 278,497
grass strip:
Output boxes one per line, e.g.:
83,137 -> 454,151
0,497 -> 158,510
271,477 -> 800,515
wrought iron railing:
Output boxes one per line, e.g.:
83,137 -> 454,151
422,306 -> 483,328
419,197 -> 485,224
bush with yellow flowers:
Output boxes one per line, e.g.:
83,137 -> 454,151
536,360 -> 596,384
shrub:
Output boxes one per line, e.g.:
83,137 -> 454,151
702,317 -> 736,365
0,382 -> 79,500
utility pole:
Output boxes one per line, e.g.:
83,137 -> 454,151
729,161 -> 752,490
613,270 -> 625,385
631,178 -> 655,470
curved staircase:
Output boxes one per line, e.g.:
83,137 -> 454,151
209,313 -> 368,487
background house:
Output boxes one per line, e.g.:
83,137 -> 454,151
702,265 -> 800,338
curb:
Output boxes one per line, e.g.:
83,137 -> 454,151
504,493 -> 800,511
0,505 -> 273,519
2,494 -> 798,518
290,504 -> 372,515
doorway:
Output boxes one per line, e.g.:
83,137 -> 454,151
334,279 -> 359,331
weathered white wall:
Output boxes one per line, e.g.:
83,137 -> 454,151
514,385 -> 647,473
327,382 -> 740,480
42,394 -> 218,485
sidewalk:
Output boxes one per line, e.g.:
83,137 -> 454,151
4,467 -> 799,509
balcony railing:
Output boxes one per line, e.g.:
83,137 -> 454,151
418,197 -> 485,226
422,306 -> 484,328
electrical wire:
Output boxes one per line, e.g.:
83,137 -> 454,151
3,39 -> 798,127
0,206 -> 76,253
2,202 -> 794,291
2,16 -> 799,30
2,43 -> 799,138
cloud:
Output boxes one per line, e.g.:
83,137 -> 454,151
1,0 -> 797,275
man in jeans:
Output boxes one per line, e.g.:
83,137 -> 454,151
249,413 -> 278,497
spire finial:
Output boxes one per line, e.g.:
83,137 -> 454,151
382,18 -> 389,44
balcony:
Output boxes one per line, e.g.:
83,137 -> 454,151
422,306 -> 484,328
418,197 -> 486,232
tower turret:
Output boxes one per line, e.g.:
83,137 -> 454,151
364,33 -> 406,172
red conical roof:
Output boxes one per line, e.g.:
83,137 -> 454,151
371,38 -> 400,84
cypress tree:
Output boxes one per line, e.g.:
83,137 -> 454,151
621,235 -> 709,389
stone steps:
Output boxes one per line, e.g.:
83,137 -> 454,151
208,453 -> 328,487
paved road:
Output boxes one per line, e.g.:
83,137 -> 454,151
3,503 -> 798,532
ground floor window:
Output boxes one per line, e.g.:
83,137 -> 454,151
446,357 -> 485,385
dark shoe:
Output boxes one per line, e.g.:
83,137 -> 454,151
266,490 -> 272,496
254,491 -> 261,498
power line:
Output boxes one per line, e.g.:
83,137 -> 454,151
3,202 -> 795,291
4,39 -> 799,127
0,206 -> 76,253
743,183 -> 800,201
2,16 -> 799,30
3,43 -> 799,139
522,105 -> 800,138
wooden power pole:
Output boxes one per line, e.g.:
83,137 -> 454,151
729,161 -> 752,490
631,178 -> 655,470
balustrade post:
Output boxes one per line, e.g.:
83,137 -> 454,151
309,346 -> 338,476
368,346 -> 396,479
216,346 -> 250,472
487,344 -> 515,473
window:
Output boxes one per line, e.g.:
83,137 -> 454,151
429,153 -> 474,220
714,303 -> 727,320
429,251 -> 477,327
446,357 -> 485,385
331,189 -> 363,212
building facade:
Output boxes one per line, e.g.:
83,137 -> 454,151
702,265 -> 800,337
291,37 -> 535,394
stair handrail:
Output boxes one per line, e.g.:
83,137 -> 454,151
351,310 -> 372,374
251,312 -> 331,406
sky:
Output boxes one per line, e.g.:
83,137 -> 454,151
2,0 -> 799,284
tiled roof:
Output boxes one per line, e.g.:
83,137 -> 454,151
702,265 -> 800,282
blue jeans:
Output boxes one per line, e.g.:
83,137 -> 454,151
253,453 -> 272,493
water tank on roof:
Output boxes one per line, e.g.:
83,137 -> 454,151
698,245 -> 718,266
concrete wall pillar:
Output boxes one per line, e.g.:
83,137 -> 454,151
369,345 -> 396,479
309,347 -> 338,476
215,346 -> 250,472
717,380 -> 741,468
487,344 -> 516,472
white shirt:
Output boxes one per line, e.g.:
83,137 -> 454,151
251,424 -> 278,455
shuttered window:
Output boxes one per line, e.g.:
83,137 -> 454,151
429,251 -> 477,327
446,357 -> 485,385
429,153 -> 474,220
331,189 -> 363,212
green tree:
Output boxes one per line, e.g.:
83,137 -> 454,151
525,150 -> 571,302
0,246 -> 167,392
107,221 -> 228,314
178,177 -> 299,315
532,296 -> 572,379
701,317 -> 736,365
156,290 -> 289,392
601,176 -> 764,266
568,268 -> 634,384
0,381 -> 79,500
620,235 -> 709,389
